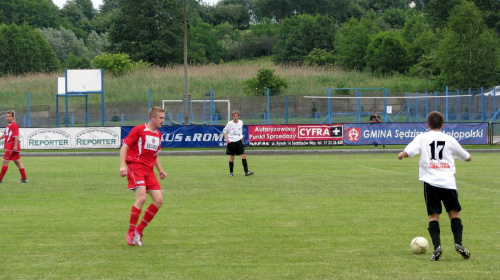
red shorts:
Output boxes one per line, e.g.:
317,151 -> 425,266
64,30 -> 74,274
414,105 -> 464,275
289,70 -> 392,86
3,150 -> 21,161
126,163 -> 161,191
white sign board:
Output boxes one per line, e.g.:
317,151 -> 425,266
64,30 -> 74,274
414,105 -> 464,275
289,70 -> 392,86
57,76 -> 66,95
1,127 -> 121,150
386,106 -> 393,114
66,69 -> 103,93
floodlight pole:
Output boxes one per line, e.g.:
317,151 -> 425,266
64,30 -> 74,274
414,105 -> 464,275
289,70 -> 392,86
183,0 -> 190,125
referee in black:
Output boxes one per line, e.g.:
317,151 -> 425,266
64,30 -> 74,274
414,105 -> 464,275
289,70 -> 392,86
223,110 -> 254,176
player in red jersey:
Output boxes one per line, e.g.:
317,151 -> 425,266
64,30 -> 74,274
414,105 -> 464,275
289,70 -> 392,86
120,107 -> 167,246
0,111 -> 28,183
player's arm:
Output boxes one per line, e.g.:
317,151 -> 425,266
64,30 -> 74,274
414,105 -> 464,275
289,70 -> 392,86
0,134 -> 5,140
155,157 -> 167,180
119,144 -> 129,177
223,132 -> 231,143
398,151 -> 409,160
13,136 -> 19,152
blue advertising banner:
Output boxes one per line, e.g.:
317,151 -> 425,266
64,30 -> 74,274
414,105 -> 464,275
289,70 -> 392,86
121,126 -> 249,148
343,123 -> 488,145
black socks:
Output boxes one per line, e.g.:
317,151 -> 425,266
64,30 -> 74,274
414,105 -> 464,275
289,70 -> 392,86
451,217 -> 463,245
428,220 -> 441,249
242,159 -> 248,173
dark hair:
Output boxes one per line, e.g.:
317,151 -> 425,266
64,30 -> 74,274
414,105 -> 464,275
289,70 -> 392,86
427,111 -> 444,129
6,110 -> 14,118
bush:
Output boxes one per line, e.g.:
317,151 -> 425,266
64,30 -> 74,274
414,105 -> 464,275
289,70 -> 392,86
244,68 -> 288,96
65,53 -> 91,69
92,52 -> 132,76
305,48 -> 335,66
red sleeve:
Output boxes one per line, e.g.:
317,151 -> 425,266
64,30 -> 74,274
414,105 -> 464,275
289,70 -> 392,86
11,122 -> 19,137
123,125 -> 141,147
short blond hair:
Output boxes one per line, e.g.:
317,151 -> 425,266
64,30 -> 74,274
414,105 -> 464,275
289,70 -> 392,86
149,107 -> 166,118
231,110 -> 240,117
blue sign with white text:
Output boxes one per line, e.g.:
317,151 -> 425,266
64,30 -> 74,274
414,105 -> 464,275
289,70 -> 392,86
343,123 -> 487,145
121,126 -> 249,148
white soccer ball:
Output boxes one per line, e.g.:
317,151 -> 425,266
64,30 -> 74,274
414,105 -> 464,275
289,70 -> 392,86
410,237 -> 429,254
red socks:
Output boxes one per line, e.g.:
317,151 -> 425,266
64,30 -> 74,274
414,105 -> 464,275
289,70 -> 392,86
0,166 -> 27,181
128,206 -> 142,234
0,166 -> 8,181
135,204 -> 159,234
19,168 -> 27,180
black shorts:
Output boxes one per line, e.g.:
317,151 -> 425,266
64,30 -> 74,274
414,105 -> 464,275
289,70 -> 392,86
226,139 -> 245,155
423,182 -> 461,215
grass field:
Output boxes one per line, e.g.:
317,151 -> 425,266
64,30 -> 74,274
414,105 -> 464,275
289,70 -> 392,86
1,153 -> 499,279
0,57 -> 439,108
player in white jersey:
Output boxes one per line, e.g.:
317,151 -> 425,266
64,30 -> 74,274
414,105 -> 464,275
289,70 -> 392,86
398,111 -> 471,261
223,110 -> 253,176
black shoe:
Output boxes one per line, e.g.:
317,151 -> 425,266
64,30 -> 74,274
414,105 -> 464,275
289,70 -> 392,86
431,246 -> 443,261
245,171 -> 254,176
19,179 -> 28,183
455,244 -> 470,259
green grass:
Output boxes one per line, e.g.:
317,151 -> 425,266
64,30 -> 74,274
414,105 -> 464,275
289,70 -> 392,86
0,57 -> 439,109
1,153 -> 499,279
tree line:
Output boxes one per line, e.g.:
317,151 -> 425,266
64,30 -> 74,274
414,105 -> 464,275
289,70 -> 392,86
0,0 -> 499,89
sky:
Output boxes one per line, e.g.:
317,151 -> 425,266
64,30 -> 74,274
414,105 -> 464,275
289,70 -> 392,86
52,0 -> 219,10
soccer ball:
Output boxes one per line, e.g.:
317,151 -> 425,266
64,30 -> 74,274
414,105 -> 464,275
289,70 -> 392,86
410,237 -> 429,254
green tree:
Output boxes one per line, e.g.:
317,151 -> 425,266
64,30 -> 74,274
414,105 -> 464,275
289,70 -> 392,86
87,31 -> 109,58
335,17 -> 379,71
224,18 -> 279,60
109,0 -> 183,66
436,0 -> 500,88
244,68 -> 288,96
470,0 -> 500,35
188,20 -> 226,64
273,14 -> 336,64
365,31 -> 410,75
0,0 -> 60,28
363,0 -> 411,11
253,0 -> 355,23
381,7 -> 407,28
211,0 -> 251,30
425,0 -> 461,29
0,23 -> 59,75
37,27 -> 88,64
60,0 -> 94,40
402,13 -> 436,66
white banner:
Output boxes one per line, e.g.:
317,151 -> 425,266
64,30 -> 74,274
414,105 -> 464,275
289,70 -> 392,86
0,127 -> 121,150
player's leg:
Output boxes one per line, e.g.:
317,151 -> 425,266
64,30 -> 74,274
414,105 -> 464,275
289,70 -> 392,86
125,165 -> 147,245
445,193 -> 470,259
0,152 -> 12,182
136,190 -> 162,233
14,158 -> 27,183
126,187 -> 147,245
239,141 -> 253,176
424,182 -> 443,261
134,172 -> 163,246
229,155 -> 235,176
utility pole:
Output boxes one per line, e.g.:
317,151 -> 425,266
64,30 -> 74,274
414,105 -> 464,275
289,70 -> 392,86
183,0 -> 189,125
